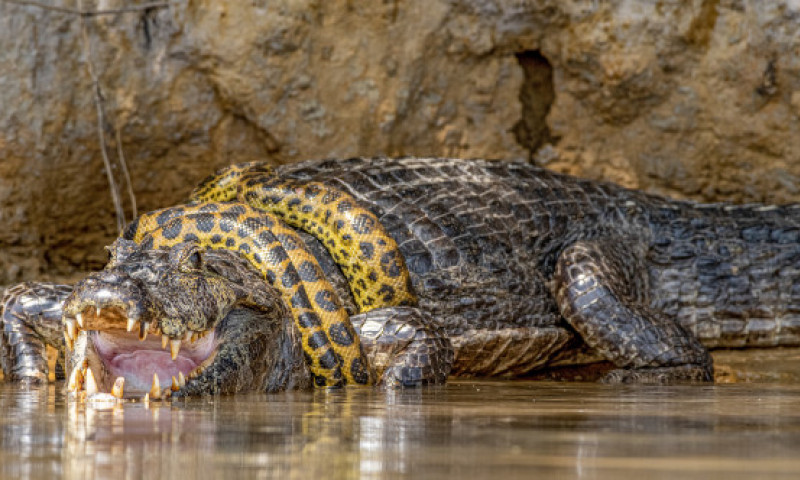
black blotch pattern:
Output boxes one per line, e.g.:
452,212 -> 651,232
195,213 -> 216,232
350,357 -> 370,385
219,217 -> 235,233
298,261 -> 322,282
226,205 -> 247,216
140,236 -> 154,250
290,287 -> 313,309
259,231 -> 276,245
322,191 -> 341,204
308,331 -> 329,350
122,218 -> 140,240
162,218 -> 183,240
157,208 -> 182,226
268,245 -> 289,264
305,185 -> 321,199
238,243 -> 252,254
359,242 -> 375,260
265,269 -> 277,284
198,203 -> 220,213
380,250 -> 403,277
183,233 -> 200,243
210,234 -> 223,244
314,290 -> 339,312
377,284 -> 396,302
277,233 -> 302,250
328,322 -> 354,346
298,312 -> 322,328
351,213 -> 375,234
281,267 -> 301,288
318,349 -> 339,370
337,200 -> 353,213
225,238 -> 236,248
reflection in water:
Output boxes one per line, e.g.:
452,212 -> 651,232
2,381 -> 800,479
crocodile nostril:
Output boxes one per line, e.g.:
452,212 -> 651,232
98,271 -> 122,283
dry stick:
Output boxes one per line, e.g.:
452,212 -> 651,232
77,0 -> 126,233
115,127 -> 137,218
1,0 -> 169,16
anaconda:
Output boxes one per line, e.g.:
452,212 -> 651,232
5,156 -> 800,397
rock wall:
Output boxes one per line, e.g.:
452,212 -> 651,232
1,0 -> 800,284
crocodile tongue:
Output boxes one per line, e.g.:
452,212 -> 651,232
91,331 -> 216,393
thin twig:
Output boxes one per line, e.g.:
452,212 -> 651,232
1,0 -> 168,16
115,126 -> 137,218
77,0 -> 126,233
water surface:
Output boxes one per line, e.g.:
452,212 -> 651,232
2,375 -> 800,479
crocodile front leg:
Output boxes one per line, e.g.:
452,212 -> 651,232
554,238 -> 713,383
1,282 -> 72,382
351,306 -> 453,387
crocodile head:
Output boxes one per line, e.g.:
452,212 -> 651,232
62,238 -> 310,398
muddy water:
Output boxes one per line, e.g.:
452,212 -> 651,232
2,377 -> 800,480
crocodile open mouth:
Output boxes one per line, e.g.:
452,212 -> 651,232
61,239 -> 290,400
63,305 -> 218,400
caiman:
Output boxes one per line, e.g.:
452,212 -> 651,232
3,157 -> 800,398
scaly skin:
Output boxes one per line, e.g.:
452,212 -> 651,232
131,202 -> 375,387
192,162 -> 417,311
6,157 -> 800,394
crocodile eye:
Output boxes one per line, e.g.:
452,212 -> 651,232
186,251 -> 203,270
105,238 -> 138,267
169,243 -> 205,272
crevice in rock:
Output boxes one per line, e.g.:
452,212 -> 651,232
512,50 -> 555,160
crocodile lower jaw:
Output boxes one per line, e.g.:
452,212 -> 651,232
91,330 -> 217,393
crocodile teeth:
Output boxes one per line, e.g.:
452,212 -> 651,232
150,373 -> 161,399
64,333 -> 74,351
139,321 -> 149,341
85,368 -> 98,396
183,330 -> 193,343
67,364 -> 84,392
171,376 -> 180,392
169,339 -> 181,360
64,319 -> 77,340
76,313 -> 84,328
161,335 -> 169,350
142,393 -> 150,406
178,371 -> 186,387
127,318 -> 138,332
111,377 -> 125,399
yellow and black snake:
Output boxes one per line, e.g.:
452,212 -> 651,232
121,161 -> 423,387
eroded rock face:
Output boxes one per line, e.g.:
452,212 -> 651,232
1,1 -> 800,283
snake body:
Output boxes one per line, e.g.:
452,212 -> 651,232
192,162 -> 417,311
126,202 -> 374,386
